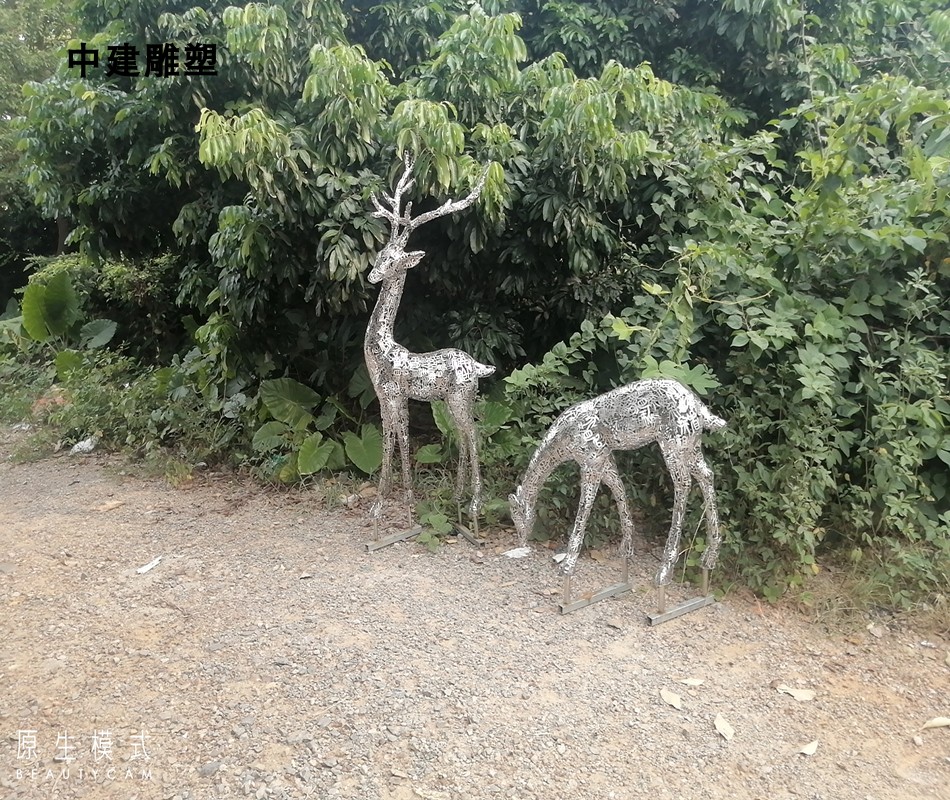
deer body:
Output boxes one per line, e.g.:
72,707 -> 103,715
509,378 -> 725,585
365,155 -> 493,529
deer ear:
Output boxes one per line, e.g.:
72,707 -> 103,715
405,251 -> 425,269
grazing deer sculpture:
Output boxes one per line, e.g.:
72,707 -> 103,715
365,153 -> 493,535
509,379 -> 725,606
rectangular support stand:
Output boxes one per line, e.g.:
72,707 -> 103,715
452,523 -> 481,547
558,560 -> 632,615
647,594 -> 715,625
364,525 -> 423,552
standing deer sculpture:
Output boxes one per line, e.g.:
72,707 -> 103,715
365,154 -> 493,538
509,378 -> 726,615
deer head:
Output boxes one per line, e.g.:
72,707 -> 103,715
369,152 -> 487,284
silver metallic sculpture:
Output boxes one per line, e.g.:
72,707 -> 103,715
509,378 -> 726,618
364,154 -> 493,544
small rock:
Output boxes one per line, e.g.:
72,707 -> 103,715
321,757 -> 337,769
199,761 -> 221,777
867,623 -> 885,639
913,735 -> 924,746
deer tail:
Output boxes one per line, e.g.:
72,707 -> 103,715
700,405 -> 727,432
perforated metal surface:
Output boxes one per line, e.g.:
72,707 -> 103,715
365,154 -> 493,528
509,379 -> 725,585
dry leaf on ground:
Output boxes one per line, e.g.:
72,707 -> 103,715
678,678 -> 705,687
798,740 -> 819,755
95,500 -> 125,512
660,688 -> 683,710
714,713 -> 734,741
777,684 -> 816,702
921,717 -> 950,730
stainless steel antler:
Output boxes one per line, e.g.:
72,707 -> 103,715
364,154 -> 494,546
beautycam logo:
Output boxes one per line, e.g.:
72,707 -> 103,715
10,728 -> 153,787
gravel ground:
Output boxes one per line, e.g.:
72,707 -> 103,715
1,429 -> 948,800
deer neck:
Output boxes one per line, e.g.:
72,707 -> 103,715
365,271 -> 406,362
516,432 -> 567,523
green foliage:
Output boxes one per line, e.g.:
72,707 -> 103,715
21,271 -> 79,340
19,270 -> 116,352
343,423 -> 384,475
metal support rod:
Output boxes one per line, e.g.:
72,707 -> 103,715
561,575 -> 572,608
647,594 -> 716,626
365,524 -> 424,552
452,523 -> 481,547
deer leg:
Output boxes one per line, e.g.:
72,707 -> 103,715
464,403 -> 484,537
657,444 -> 691,587
691,451 -> 723,572
602,455 -> 636,562
447,391 -> 479,534
372,403 -> 398,526
393,400 -> 413,527
560,463 -> 603,577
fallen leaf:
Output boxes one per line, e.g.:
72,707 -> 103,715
590,549 -> 607,563
921,717 -> 950,730
95,500 -> 125,512
660,688 -> 682,710
798,740 -> 819,756
501,547 -> 530,559
714,713 -> 734,741
678,678 -> 705,687
605,619 -> 623,630
552,552 -> 566,563
299,573 -> 313,580
867,623 -> 885,638
777,684 -> 816,702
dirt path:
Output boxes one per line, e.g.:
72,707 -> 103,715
1,430 -> 948,800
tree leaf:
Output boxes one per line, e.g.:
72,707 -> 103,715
343,424 -> 383,474
777,684 -> 816,702
347,364 -> 376,409
252,420 -> 289,452
714,714 -> 734,741
921,717 -> 950,730
414,443 -> 445,464
298,432 -> 334,475
660,688 -> 682,709
901,234 -> 927,253
677,678 -> 705,687
798,740 -> 818,755
430,400 -> 456,441
20,282 -> 50,340
40,271 -> 80,337
54,349 -> 84,381
477,400 -> 512,436
259,378 -> 320,426
79,318 -> 117,349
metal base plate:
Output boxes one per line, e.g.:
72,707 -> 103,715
647,594 -> 715,626
452,523 -> 481,547
364,525 -> 423,552
559,580 -> 633,614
